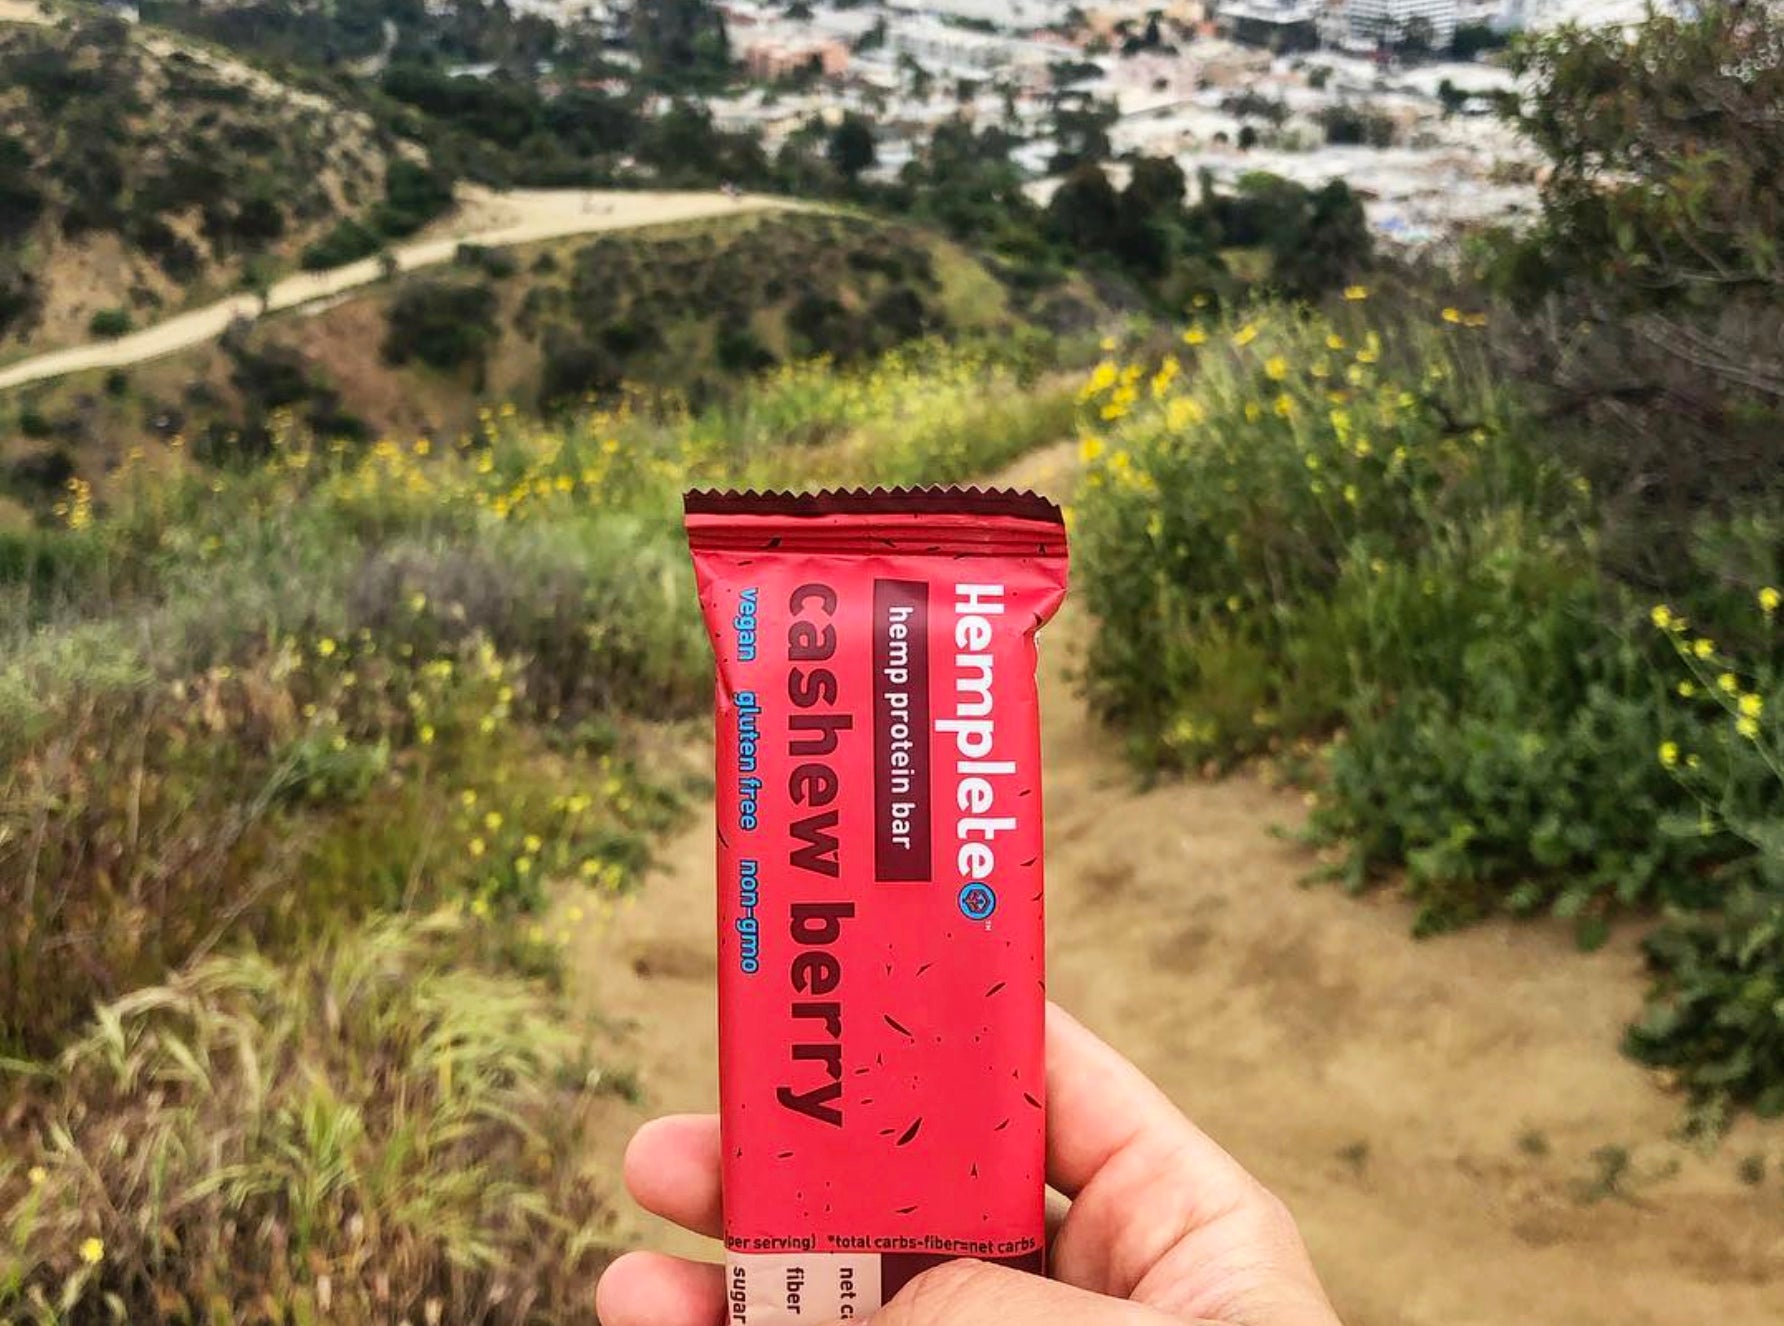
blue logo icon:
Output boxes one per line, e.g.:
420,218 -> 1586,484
958,881 -> 997,921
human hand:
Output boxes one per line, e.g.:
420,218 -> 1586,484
596,1003 -> 1343,1325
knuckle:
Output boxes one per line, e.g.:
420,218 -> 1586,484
1247,1181 -> 1313,1257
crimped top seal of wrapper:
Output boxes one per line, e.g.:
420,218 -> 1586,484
684,485 -> 1062,525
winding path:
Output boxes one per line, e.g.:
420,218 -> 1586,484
0,189 -> 781,392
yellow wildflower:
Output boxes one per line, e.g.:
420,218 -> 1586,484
1692,638 -> 1714,659
1079,434 -> 1104,463
1739,693 -> 1764,719
1232,324 -> 1258,347
1183,326 -> 1207,346
80,1238 -> 104,1266
1343,285 -> 1368,301
418,724 -> 435,745
1718,672 -> 1740,695
27,1166 -> 45,1187
484,811 -> 503,831
1244,401 -> 1262,423
1326,333 -> 1346,350
1081,360 -> 1117,398
316,637 -> 337,658
1165,397 -> 1204,430
1099,335 -> 1117,351
1342,484 -> 1359,505
1658,741 -> 1679,768
1441,307 -> 1462,324
470,897 -> 491,918
515,857 -> 533,876
1737,716 -> 1760,740
1649,605 -> 1674,630
1264,355 -> 1288,381
1678,681 -> 1696,697
461,789 -> 478,808
1761,586 -> 1780,615
470,838 -> 486,858
524,834 -> 543,853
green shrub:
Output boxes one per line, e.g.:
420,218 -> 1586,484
372,158 -> 456,238
382,280 -> 498,372
0,914 -> 615,1325
1623,590 -> 1784,1122
1073,305 -> 1721,928
344,519 -> 710,723
300,218 -> 382,271
85,307 -> 130,338
454,241 -> 520,279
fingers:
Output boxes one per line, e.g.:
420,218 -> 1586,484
623,1113 -> 724,1239
595,1250 -> 726,1326
820,1258 -> 1172,1326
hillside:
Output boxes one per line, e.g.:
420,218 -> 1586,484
1,208 -> 1109,511
0,10 -> 406,356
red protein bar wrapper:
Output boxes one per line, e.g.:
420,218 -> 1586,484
684,486 -> 1069,1323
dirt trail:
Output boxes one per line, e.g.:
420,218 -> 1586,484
568,443 -> 1784,1325
0,190 -> 781,391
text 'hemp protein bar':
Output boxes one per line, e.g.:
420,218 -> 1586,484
684,486 -> 1069,1324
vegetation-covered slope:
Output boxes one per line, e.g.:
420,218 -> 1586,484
0,13 -> 404,354
1,208 -> 1104,501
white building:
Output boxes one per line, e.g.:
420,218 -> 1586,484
887,18 -> 1074,79
885,0 -> 1078,32
1343,0 -> 1461,48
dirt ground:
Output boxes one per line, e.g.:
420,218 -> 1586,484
568,443 -> 1784,1325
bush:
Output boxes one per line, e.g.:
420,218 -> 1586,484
382,280 -> 498,372
86,307 -> 131,338
455,241 -> 520,279
300,218 -> 382,271
373,158 -> 456,238
1072,306 -> 1716,929
1623,591 -> 1784,1122
345,521 -> 710,723
0,915 -> 615,1324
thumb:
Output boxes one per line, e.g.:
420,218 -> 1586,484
821,1258 -> 1179,1326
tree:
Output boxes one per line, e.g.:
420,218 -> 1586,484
1124,155 -> 1186,218
826,113 -> 876,183
1049,93 -> 1117,172
0,133 -> 44,242
1398,15 -> 1435,58
1046,162 -> 1121,255
632,0 -> 731,83
1499,4 -> 1784,307
1272,179 -> 1370,300
1451,23 -> 1508,61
